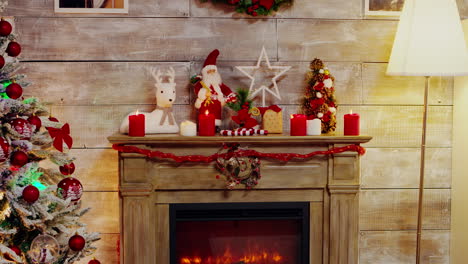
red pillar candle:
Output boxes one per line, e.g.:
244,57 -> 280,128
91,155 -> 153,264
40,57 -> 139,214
198,110 -> 215,136
290,114 -> 307,136
128,111 -> 145,137
344,111 -> 360,136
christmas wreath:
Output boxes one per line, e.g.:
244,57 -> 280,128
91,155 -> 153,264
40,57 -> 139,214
201,0 -> 293,16
301,58 -> 338,134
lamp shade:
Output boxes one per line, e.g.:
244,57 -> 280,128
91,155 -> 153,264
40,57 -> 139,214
387,0 -> 468,76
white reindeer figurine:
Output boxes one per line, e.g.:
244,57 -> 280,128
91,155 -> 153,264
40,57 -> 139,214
120,67 -> 179,134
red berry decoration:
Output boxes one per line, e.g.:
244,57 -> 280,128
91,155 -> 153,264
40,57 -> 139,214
0,19 -> 12,36
59,162 -> 75,175
22,185 -> 40,203
6,83 -> 23,99
10,151 -> 28,167
88,258 -> 101,264
58,177 -> 83,202
0,137 -> 9,162
6,41 -> 21,57
0,55 -> 4,69
28,115 -> 42,132
69,234 -> 86,251
11,118 -> 32,139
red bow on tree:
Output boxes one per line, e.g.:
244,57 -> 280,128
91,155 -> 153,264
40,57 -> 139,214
47,123 -> 73,152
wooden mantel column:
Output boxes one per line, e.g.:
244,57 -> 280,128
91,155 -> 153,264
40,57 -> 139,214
109,134 -> 371,264
119,153 -> 155,264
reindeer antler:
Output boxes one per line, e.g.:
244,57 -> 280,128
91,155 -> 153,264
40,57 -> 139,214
167,67 -> 175,83
149,67 -> 162,84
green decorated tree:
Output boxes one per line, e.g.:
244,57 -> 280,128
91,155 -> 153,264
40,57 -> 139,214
301,58 -> 338,134
0,3 -> 100,263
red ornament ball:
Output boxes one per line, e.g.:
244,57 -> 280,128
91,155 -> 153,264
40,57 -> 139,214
0,55 -> 4,69
10,151 -> 28,167
59,162 -> 75,175
6,42 -> 21,57
0,20 -> 12,36
22,185 -> 40,203
11,118 -> 32,139
28,115 -> 42,132
6,83 -> 23,99
88,258 -> 101,264
0,137 -> 9,162
68,234 -> 86,251
58,177 -> 83,202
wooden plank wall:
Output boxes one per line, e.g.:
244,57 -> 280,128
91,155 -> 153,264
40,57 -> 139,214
7,0 -> 465,263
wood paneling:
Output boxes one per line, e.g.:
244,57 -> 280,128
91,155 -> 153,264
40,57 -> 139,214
360,189 -> 451,231
17,17 -> 276,61
190,0 -> 362,19
6,0 -> 189,17
39,148 -> 118,191
23,62 -> 191,105
362,63 -> 454,105
359,230 -> 450,264
278,19 -> 397,62
76,233 -> 120,264
81,191 -> 119,233
361,148 -> 452,189
336,106 -> 453,148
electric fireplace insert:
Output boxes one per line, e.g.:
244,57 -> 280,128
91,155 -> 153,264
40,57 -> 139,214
170,202 -> 310,264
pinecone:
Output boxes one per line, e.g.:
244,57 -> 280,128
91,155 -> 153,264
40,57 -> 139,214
310,58 -> 324,71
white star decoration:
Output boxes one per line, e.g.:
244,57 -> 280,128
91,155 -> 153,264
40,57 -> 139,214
236,47 -> 291,107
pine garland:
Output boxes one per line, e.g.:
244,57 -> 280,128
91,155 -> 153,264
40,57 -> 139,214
301,58 -> 338,134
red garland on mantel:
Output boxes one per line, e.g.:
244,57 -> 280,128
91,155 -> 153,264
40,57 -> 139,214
112,144 -> 366,163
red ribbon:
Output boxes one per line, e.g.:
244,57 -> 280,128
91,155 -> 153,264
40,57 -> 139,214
47,123 -> 73,152
112,144 -> 365,163
258,105 -> 282,116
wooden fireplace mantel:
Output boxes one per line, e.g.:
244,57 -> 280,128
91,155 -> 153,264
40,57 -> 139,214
108,134 -> 372,264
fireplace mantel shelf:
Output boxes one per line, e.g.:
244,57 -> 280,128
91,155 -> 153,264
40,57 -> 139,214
110,133 -> 371,264
108,133 -> 372,145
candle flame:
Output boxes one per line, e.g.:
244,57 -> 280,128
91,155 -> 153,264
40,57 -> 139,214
136,110 -> 139,115
290,115 -> 293,119
350,110 -> 353,114
205,110 -> 209,115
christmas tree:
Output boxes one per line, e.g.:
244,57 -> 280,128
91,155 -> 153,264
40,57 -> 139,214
0,5 -> 100,264
301,58 -> 338,134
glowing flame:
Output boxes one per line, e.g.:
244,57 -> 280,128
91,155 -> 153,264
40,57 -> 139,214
205,110 -> 209,115
180,246 -> 285,264
350,109 -> 353,114
136,110 -> 140,115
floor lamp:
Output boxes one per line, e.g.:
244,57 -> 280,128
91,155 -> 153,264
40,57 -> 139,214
386,0 -> 468,263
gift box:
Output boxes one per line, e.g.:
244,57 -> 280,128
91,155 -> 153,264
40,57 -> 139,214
260,105 -> 283,134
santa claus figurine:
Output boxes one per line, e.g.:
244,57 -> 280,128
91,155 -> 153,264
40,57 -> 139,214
193,49 -> 235,126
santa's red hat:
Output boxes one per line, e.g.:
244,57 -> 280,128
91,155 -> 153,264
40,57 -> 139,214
203,49 -> 220,68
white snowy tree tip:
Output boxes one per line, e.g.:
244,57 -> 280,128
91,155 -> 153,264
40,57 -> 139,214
0,0 -> 7,12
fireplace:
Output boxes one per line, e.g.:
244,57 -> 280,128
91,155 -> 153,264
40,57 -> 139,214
170,202 -> 310,264
108,134 -> 372,264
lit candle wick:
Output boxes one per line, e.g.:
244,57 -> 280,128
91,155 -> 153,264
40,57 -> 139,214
350,110 -> 353,114
205,110 -> 209,115
136,110 -> 139,115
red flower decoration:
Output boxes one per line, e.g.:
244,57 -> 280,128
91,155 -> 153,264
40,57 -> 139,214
314,82 -> 324,91
260,0 -> 274,10
309,98 -> 325,109
47,123 -> 73,152
232,109 -> 258,129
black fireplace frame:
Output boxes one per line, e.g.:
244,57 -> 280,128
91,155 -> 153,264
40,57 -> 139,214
169,202 -> 310,264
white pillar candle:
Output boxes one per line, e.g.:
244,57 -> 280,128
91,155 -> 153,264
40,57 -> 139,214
307,119 -> 321,136
180,120 -> 197,136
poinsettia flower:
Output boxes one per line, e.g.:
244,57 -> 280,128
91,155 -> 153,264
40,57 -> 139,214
314,82 -> 324,91
259,0 -> 274,10
309,98 -> 325,109
232,109 -> 258,129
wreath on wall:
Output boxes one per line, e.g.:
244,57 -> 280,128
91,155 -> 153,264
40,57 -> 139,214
201,0 -> 293,16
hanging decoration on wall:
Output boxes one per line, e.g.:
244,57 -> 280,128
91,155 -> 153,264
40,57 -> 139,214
112,143 -> 366,189
215,144 -> 261,189
236,46 -> 291,107
200,0 -> 293,16
301,58 -> 338,134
